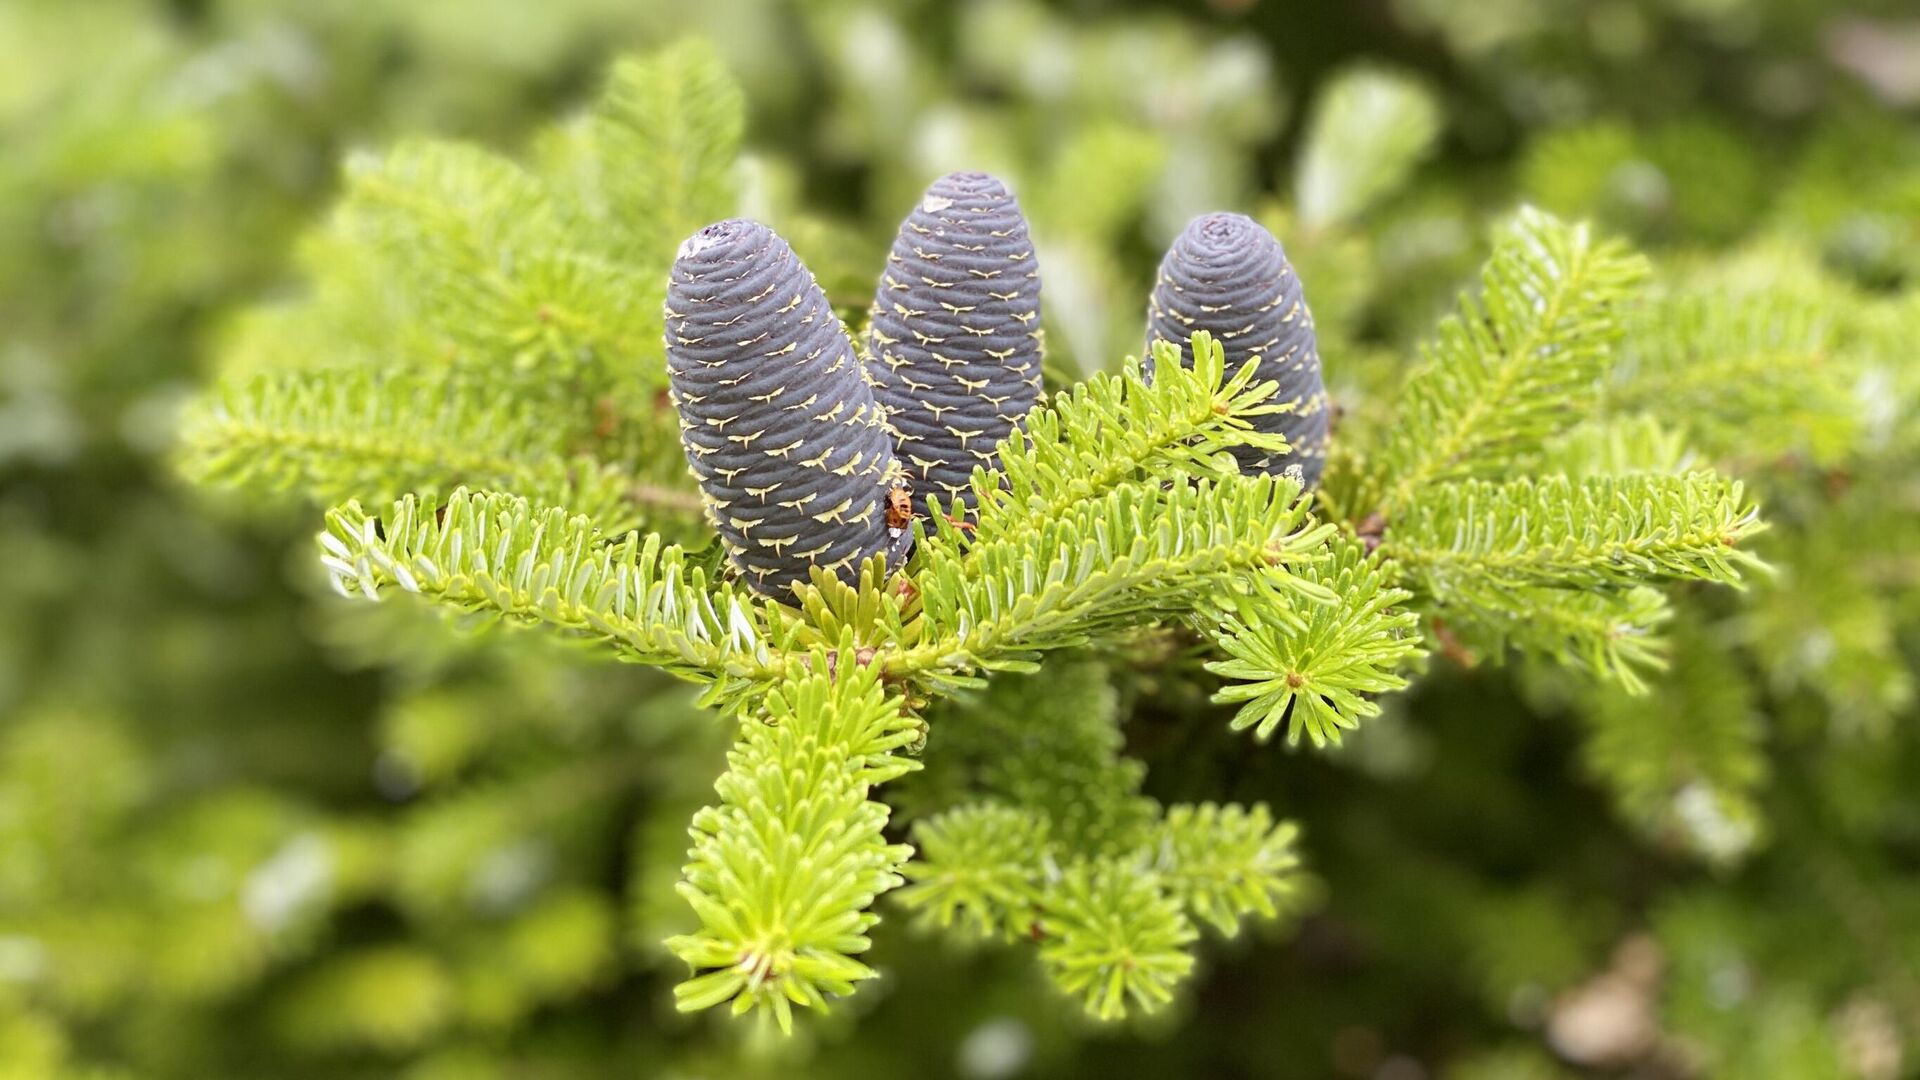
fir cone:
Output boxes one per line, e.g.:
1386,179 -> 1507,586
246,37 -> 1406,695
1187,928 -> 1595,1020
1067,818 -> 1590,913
866,171 -> 1043,512
666,219 -> 901,595
1144,212 -> 1329,487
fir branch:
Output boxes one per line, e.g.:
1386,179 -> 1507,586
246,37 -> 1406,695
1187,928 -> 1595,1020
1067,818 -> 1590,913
896,803 -> 1051,941
964,332 -> 1292,545
912,474 -> 1334,665
1380,474 -> 1765,604
1538,415 -> 1693,479
898,662 -> 1313,1020
899,796 -> 1310,1018
948,659 -> 1155,855
1295,65 -> 1442,230
1035,859 -> 1197,1022
1364,208 -> 1650,515
1578,624 -> 1767,863
667,654 -> 921,1031
1201,537 -> 1422,747
1451,585 -> 1673,693
300,335 -> 1337,701
1146,803 -> 1304,937
559,39 -> 744,270
1609,286 -> 1859,466
1747,509 -> 1916,729
178,368 -> 640,531
316,490 -> 784,688
337,141 -> 655,374
341,139 -> 554,278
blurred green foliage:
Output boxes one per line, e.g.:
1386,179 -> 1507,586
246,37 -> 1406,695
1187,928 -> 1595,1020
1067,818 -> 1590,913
3,0 -> 1918,1077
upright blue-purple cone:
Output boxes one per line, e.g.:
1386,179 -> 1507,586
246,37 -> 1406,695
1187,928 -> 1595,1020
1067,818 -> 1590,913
665,219 -> 900,596
866,171 -> 1043,513
1144,213 -> 1329,488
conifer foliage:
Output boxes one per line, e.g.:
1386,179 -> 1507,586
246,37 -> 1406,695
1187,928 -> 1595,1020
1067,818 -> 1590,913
179,44 -> 1771,1031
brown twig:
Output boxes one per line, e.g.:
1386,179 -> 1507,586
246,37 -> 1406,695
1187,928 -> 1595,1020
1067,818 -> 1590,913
1356,512 -> 1388,555
1429,617 -> 1477,669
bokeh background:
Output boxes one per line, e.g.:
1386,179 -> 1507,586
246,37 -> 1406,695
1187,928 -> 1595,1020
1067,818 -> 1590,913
4,0 -> 1918,1077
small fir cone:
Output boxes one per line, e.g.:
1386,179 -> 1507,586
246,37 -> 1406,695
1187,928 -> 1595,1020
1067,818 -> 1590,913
866,170 -> 1043,513
1144,212 -> 1329,487
665,219 -> 899,595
